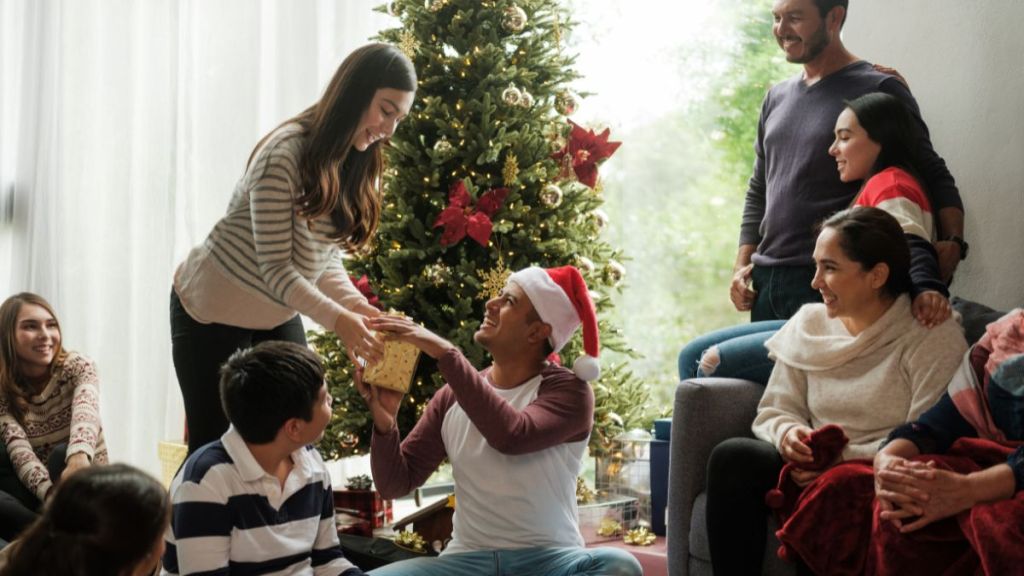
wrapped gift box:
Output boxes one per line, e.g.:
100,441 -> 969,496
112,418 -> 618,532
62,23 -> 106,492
364,333 -> 420,394
334,489 -> 394,530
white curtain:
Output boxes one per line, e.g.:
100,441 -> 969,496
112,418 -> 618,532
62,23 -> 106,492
0,0 -> 392,476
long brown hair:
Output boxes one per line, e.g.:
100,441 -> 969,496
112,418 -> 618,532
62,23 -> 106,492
0,293 -> 64,423
0,464 -> 170,576
249,43 -> 416,253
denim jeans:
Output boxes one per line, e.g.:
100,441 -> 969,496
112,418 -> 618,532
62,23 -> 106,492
750,264 -> 821,322
366,546 -> 642,576
677,320 -> 786,386
170,288 -> 307,453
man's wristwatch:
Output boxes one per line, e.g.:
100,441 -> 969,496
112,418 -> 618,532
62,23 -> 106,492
943,235 -> 969,260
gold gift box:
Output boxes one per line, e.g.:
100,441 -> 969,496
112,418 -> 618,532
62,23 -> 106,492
363,314 -> 421,393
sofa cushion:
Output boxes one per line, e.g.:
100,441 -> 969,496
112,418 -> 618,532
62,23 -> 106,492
952,296 -> 1007,346
690,492 -> 711,561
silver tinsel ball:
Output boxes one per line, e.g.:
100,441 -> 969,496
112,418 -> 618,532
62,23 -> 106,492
555,91 -> 579,116
577,256 -> 596,275
604,260 -> 626,286
433,137 -> 454,156
502,5 -> 528,33
539,183 -> 563,208
423,262 -> 449,286
519,91 -> 535,108
502,83 -> 523,106
590,209 -> 610,232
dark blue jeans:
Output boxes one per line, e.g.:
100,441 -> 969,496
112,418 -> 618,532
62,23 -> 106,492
750,264 -> 821,322
170,289 -> 307,453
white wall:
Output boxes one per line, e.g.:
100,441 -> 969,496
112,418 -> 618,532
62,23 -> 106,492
846,0 -> 1024,311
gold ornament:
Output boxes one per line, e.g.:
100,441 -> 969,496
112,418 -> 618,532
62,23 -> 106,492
519,90 -> 534,108
555,90 -> 579,116
604,260 -> 625,286
477,259 -> 512,300
550,135 -> 567,153
577,256 -> 596,275
539,183 -> 563,208
398,29 -> 420,58
427,0 -> 447,12
624,526 -> 657,546
394,530 -> 428,553
501,5 -> 528,33
502,153 -> 520,186
423,261 -> 449,286
598,518 -> 623,537
502,83 -> 523,106
433,137 -> 454,157
576,477 -> 597,504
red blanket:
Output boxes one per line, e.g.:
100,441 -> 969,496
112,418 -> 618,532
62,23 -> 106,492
774,438 -> 1024,575
765,424 -> 849,519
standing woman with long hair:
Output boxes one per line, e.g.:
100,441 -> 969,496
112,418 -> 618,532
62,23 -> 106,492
171,43 -> 416,453
0,293 -> 108,541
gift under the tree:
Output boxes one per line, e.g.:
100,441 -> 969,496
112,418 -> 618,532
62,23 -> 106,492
364,313 -> 421,393
334,489 -> 393,530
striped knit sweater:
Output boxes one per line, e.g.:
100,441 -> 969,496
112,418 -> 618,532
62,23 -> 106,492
0,352 -> 108,501
174,123 -> 366,330
854,166 -> 934,241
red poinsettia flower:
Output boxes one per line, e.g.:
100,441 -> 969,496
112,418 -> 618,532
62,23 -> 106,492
350,274 -> 381,309
433,180 -> 509,247
551,120 -> 622,188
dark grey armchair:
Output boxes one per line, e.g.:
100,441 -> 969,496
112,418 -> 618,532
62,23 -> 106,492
666,377 -> 796,576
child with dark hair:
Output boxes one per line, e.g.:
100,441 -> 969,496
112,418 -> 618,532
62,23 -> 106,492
162,341 -> 364,576
0,463 -> 168,576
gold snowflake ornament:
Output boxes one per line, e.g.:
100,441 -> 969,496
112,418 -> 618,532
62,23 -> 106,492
398,29 -> 420,59
477,259 -> 511,300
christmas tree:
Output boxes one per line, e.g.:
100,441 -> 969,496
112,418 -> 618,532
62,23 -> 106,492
311,0 -> 653,461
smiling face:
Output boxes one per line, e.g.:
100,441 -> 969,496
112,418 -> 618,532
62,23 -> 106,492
829,107 -> 882,182
772,0 -> 832,64
474,282 -> 549,356
811,226 -> 888,327
14,303 -> 61,378
352,88 -> 415,152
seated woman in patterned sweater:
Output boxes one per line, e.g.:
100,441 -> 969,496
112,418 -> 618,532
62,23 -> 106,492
0,293 -> 107,543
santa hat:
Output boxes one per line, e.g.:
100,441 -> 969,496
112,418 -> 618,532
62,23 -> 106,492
507,265 -> 601,381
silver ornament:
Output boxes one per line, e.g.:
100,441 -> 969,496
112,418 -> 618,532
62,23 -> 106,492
502,83 -> 522,106
604,260 -> 626,286
433,137 -> 453,156
590,208 -> 609,232
555,91 -> 579,116
539,183 -> 563,208
502,5 -> 528,33
519,91 -> 535,108
577,256 -> 596,275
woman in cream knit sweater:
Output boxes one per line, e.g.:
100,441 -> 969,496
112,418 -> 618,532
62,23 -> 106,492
705,207 -> 967,575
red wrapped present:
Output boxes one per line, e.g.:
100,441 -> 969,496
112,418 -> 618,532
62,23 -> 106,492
334,489 -> 393,529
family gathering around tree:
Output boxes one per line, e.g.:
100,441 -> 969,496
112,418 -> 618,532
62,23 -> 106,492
1,0 -> 1021,575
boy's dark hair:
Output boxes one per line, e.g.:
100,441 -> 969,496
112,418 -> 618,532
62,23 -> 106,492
219,341 -> 325,444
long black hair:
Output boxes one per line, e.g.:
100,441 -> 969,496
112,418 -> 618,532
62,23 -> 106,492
0,464 -> 169,576
820,206 -> 913,299
844,92 -> 925,184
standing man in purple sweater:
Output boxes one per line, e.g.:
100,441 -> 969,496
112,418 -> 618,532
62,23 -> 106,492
733,0 -> 966,321
355,265 -> 641,576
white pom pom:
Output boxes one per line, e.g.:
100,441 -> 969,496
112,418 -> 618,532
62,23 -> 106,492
573,355 -> 601,381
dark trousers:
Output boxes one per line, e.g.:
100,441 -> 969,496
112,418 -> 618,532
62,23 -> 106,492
170,289 -> 307,453
750,264 -> 821,322
0,443 -> 68,540
706,437 -> 783,576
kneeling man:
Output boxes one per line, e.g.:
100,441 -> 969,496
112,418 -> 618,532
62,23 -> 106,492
360,266 -> 642,576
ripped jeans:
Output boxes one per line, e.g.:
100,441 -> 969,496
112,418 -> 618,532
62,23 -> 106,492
676,320 -> 786,386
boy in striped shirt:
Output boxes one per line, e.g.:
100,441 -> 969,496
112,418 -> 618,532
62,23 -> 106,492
162,341 -> 364,576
